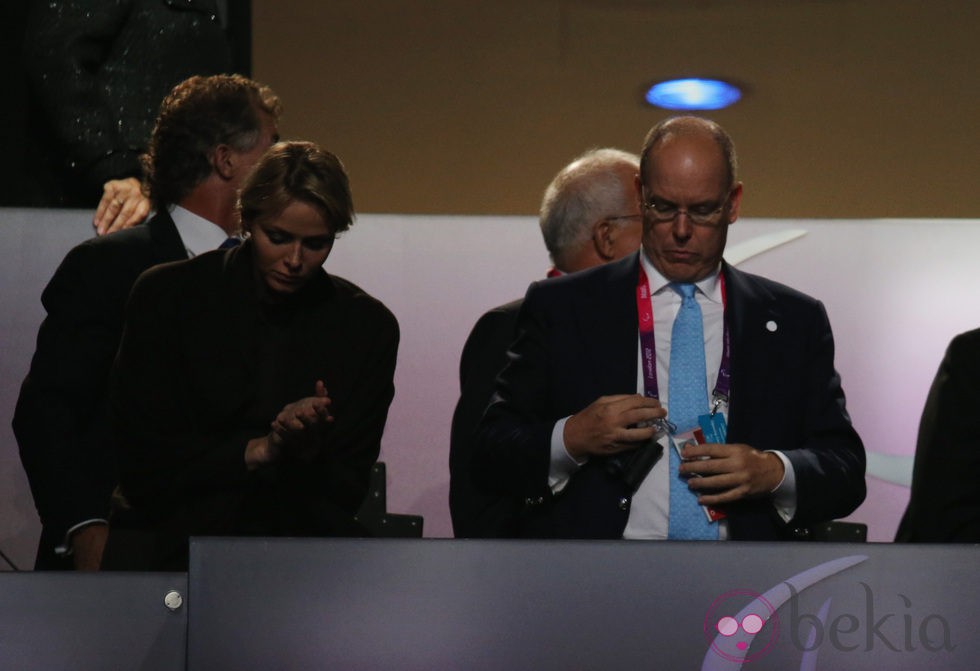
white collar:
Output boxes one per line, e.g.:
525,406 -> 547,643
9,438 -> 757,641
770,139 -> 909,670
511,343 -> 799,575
169,204 -> 231,258
639,250 -> 723,303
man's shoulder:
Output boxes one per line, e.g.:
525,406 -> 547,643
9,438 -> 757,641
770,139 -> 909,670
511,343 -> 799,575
61,212 -> 179,269
474,297 -> 523,330
464,297 -> 523,352
42,214 -> 183,307
527,253 -> 638,302
486,297 -> 524,316
949,326 -> 980,346
945,327 -> 980,362
725,264 -> 823,308
62,222 -> 152,265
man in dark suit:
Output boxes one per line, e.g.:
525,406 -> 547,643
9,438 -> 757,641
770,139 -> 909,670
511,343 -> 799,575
14,74 -> 281,570
896,329 -> 980,542
450,148 -> 643,537
474,116 -> 865,540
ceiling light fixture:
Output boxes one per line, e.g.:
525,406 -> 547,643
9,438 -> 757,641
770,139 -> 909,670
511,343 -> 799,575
644,78 -> 742,111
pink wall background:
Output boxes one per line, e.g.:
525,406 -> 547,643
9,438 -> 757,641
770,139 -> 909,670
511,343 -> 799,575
322,216 -> 973,542
3,212 -> 973,568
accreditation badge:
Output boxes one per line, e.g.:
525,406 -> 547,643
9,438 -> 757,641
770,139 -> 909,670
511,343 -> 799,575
670,416 -> 728,523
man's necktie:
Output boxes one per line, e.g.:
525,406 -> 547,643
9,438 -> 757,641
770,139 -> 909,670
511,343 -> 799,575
219,236 -> 242,249
667,283 -> 718,540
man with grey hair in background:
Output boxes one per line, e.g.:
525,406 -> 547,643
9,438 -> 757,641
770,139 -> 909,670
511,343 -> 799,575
449,148 -> 642,537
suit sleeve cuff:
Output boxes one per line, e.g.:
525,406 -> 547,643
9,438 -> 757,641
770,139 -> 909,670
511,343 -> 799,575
767,450 -> 797,522
55,518 -> 109,556
549,417 -> 586,493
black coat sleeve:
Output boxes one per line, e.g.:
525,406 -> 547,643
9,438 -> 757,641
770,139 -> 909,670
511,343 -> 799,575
14,239 -> 145,543
472,282 -> 572,501
896,330 -> 980,542
449,301 -> 523,537
775,299 -> 867,527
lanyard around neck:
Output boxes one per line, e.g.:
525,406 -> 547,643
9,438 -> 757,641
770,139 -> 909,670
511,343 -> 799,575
635,265 -> 731,416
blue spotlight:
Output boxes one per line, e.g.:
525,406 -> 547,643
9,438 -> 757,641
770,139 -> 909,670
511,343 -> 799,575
644,78 -> 742,111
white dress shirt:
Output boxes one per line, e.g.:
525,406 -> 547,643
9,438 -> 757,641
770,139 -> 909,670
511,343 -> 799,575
170,204 -> 233,257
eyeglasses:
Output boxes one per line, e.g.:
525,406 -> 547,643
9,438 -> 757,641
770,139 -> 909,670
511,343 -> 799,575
642,189 -> 733,227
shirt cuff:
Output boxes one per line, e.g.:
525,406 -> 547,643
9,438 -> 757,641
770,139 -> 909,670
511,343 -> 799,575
55,519 -> 109,556
548,416 -> 586,493
767,450 -> 797,522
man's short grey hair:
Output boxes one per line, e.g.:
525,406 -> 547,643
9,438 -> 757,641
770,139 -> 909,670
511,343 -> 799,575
539,148 -> 640,271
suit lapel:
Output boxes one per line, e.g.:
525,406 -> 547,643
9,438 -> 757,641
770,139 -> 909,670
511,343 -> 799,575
723,263 -> 779,438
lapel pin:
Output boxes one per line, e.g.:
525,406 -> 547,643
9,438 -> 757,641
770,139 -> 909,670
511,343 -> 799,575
766,320 -> 778,332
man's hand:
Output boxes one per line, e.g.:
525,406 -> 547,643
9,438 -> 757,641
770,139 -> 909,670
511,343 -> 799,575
70,523 -> 109,571
679,442 -> 785,505
93,177 -> 151,235
563,394 -> 666,461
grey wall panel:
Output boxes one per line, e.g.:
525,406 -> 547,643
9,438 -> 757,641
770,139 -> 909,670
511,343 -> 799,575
0,207 -> 93,570
0,572 -> 187,670
187,538 -> 980,670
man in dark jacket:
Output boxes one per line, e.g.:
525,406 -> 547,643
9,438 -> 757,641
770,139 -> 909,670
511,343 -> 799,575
14,73 -> 280,570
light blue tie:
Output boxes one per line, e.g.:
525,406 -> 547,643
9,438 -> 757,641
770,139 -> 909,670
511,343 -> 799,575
667,283 -> 718,540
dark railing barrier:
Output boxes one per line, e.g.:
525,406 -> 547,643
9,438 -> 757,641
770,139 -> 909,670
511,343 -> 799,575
6,539 -> 974,670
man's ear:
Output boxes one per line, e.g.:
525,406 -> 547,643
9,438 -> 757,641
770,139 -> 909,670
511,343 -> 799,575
211,144 -> 235,180
592,220 -> 615,261
727,182 -> 744,224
